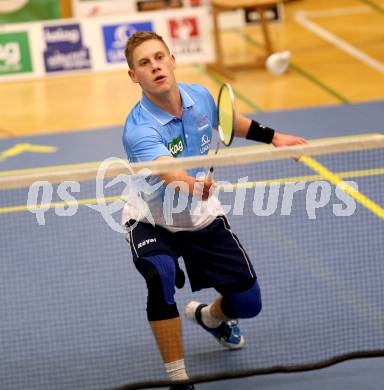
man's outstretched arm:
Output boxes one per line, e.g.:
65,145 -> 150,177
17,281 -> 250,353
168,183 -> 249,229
234,113 -> 307,147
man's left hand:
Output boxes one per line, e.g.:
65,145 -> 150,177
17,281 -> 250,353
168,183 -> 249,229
272,132 -> 307,147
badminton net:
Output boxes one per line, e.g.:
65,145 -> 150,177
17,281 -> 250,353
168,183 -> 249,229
0,134 -> 383,390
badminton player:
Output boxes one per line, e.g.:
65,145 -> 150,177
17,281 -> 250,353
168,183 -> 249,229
122,31 -> 306,390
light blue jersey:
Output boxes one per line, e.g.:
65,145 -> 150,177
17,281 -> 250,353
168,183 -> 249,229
123,83 -> 217,171
121,83 -> 223,231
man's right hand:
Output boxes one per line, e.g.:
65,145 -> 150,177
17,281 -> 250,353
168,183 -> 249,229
193,176 -> 216,201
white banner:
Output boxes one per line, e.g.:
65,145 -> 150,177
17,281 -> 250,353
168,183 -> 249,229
71,0 -> 135,18
0,7 -> 213,81
70,0 -> 211,18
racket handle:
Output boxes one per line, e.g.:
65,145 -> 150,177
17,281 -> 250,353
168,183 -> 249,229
206,166 -> 214,180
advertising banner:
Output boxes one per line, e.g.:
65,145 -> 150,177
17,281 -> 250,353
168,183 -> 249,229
0,6 -> 213,80
244,3 -> 283,24
136,0 -> 183,12
43,23 -> 92,72
167,16 -> 203,57
135,0 -> 210,11
102,21 -> 154,64
71,0 -> 135,17
0,31 -> 32,75
0,0 -> 61,24
71,0 -> 209,17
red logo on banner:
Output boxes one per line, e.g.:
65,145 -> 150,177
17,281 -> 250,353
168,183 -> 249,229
169,18 -> 199,40
167,17 -> 203,56
190,0 -> 203,7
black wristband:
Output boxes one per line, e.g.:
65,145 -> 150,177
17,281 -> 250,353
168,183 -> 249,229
246,120 -> 275,144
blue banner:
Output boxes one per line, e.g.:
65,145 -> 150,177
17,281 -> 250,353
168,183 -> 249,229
43,24 -> 91,73
102,21 -> 153,63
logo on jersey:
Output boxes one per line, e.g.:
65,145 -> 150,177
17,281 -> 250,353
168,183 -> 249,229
197,114 -> 209,125
200,134 -> 211,154
137,238 -> 157,249
168,136 -> 184,157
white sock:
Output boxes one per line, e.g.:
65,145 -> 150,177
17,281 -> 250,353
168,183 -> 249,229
165,359 -> 189,381
201,304 -> 223,329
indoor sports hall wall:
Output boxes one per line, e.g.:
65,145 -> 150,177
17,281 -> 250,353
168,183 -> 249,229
0,7 -> 213,82
0,0 -> 283,82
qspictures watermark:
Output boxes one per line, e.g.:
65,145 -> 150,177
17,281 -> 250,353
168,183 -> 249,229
26,157 -> 358,233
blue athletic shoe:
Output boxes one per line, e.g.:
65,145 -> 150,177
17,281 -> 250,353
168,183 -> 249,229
169,384 -> 194,390
184,301 -> 245,349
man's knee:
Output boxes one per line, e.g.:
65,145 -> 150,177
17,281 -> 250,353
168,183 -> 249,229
219,279 -> 262,319
135,255 -> 179,321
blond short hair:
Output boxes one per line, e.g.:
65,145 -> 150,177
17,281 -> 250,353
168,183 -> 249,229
124,31 -> 170,69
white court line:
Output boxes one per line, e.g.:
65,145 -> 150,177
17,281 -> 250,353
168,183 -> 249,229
294,9 -> 384,74
297,5 -> 371,18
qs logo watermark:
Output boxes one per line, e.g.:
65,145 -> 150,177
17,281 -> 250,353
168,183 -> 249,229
26,157 -> 358,232
26,157 -> 163,233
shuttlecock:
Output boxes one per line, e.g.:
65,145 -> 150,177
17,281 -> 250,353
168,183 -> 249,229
265,50 -> 291,75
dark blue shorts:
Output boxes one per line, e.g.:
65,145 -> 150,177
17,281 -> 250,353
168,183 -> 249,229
126,216 -> 256,291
